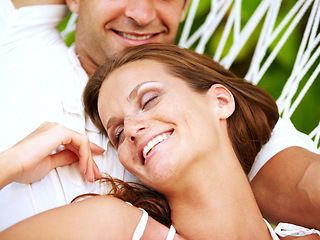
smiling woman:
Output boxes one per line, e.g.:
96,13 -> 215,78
1,43 -> 320,239
84,43 -> 279,175
82,43 -> 320,239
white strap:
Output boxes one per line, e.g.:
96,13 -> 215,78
166,225 -> 176,240
132,208 -> 149,240
274,222 -> 320,237
264,219 -> 280,240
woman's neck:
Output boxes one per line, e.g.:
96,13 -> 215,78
167,150 -> 272,240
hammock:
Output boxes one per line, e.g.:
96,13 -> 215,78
61,0 -> 320,151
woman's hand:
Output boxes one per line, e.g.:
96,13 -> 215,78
0,122 -> 104,189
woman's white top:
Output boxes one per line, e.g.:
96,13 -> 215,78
129,202 -> 176,240
274,222 -> 320,238
132,208 -> 149,240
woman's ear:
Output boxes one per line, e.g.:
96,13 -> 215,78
207,84 -> 235,119
66,0 -> 80,13
180,0 -> 192,22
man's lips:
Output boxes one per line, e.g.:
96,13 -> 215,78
113,30 -> 158,40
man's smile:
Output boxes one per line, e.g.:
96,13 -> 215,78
113,30 -> 158,41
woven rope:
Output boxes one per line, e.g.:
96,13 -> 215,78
179,0 -> 320,150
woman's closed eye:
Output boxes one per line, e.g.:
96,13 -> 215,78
113,125 -> 124,147
141,91 -> 160,110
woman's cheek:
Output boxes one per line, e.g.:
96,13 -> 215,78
118,145 -> 134,171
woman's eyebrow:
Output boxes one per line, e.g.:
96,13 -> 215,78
106,82 -> 158,130
106,117 -> 118,131
128,81 -> 157,102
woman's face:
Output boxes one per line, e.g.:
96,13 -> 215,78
98,60 -> 229,192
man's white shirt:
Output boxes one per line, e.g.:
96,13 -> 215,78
0,1 -> 136,230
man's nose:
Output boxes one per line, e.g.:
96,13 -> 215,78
125,0 -> 156,26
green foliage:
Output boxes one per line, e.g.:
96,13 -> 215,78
58,13 -> 75,47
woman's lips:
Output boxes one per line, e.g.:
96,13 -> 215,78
142,131 -> 172,163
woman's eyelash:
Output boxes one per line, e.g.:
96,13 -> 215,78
142,95 -> 158,109
115,128 -> 123,144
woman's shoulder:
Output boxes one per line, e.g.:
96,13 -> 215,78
0,195 -> 144,239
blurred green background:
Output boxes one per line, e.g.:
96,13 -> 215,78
175,0 -> 320,137
59,0 -> 320,138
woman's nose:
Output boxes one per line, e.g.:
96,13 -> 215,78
124,116 -> 148,142
125,0 -> 156,26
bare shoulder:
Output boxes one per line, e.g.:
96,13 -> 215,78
72,195 -> 136,215
0,195 -> 142,240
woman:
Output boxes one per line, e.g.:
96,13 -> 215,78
1,43 -> 319,239
83,43 -> 320,239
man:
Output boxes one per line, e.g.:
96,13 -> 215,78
0,0 -> 190,230
0,0 -> 319,232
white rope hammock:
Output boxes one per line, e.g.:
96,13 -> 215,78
61,0 -> 320,150
179,0 -> 320,151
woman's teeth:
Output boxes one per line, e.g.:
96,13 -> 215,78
143,133 -> 168,159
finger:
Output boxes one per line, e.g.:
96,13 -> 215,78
76,138 -> 94,182
59,131 -> 98,182
53,148 -> 101,182
93,160 -> 102,180
89,142 -> 105,155
63,136 -> 91,174
50,150 -> 79,169
84,154 -> 94,182
64,142 -> 104,173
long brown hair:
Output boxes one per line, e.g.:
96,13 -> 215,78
83,43 -> 279,175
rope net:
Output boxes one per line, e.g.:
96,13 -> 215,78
179,0 -> 320,150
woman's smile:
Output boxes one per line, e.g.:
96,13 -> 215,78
97,59 -> 223,188
142,131 -> 173,163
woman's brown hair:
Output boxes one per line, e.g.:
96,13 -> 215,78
83,43 -> 279,175
72,174 -> 172,227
